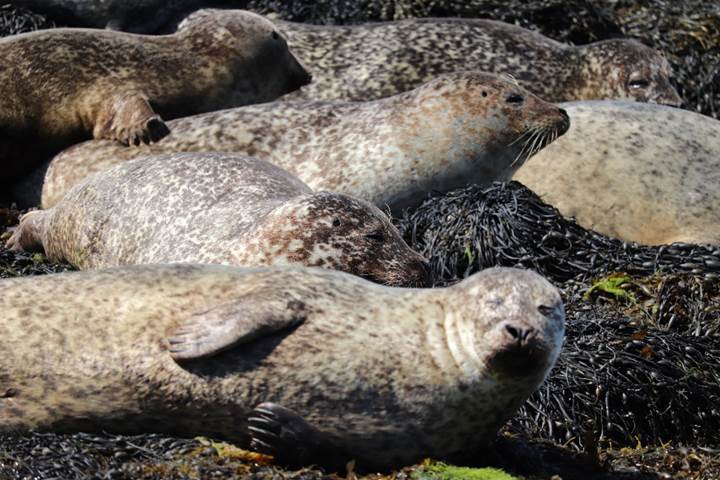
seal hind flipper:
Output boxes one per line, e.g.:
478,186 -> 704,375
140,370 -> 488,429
248,402 -> 350,471
168,298 -> 307,361
93,90 -> 170,146
5,210 -> 46,253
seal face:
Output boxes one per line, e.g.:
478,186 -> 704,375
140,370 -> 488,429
0,264 -> 564,470
276,17 -> 680,105
0,8 -> 311,184
7,152 -> 429,287
41,71 -> 570,214
513,101 -> 720,246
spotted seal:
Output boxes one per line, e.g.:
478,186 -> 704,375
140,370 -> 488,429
0,8 -> 311,186
40,71 -> 570,213
7,153 -> 428,286
513,101 -> 720,246
276,17 -> 681,105
0,263 -> 565,470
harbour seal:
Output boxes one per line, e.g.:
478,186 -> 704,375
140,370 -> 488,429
7,152 -> 429,287
276,17 -> 681,105
40,71 -> 570,213
0,263 -> 565,470
513,101 -> 720,246
0,8 -> 311,185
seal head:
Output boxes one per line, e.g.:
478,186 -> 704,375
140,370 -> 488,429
176,9 -> 312,101
245,191 -> 430,286
572,39 -> 681,106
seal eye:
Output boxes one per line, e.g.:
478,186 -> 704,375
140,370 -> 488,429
365,232 -> 385,243
537,305 -> 555,317
271,31 -> 280,40
629,79 -> 650,89
506,93 -> 524,104
332,219 -> 341,227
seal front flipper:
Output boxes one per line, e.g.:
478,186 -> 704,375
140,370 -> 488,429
249,402 -> 350,472
168,298 -> 308,361
5,210 -> 47,253
93,90 -> 171,147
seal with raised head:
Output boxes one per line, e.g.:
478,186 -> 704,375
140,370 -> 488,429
0,263 -> 565,471
0,8 -> 311,186
513,101 -> 720,246
7,152 -> 429,287
276,17 -> 681,105
40,71 -> 570,213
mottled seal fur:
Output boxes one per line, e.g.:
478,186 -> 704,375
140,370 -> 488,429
0,263 -> 565,470
7,153 -> 428,286
513,101 -> 720,246
276,17 -> 681,105
41,71 -> 570,213
0,8 -> 310,185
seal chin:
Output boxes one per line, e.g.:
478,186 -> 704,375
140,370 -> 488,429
360,258 -> 432,288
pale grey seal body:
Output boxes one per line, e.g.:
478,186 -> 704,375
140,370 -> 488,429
7,153 -> 428,286
41,71 -> 570,213
0,8 -> 310,185
277,17 -> 681,105
513,101 -> 720,246
0,263 -> 565,470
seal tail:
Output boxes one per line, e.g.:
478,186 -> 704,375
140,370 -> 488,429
5,210 -> 46,253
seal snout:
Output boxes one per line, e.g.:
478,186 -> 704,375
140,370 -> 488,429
503,323 -> 537,349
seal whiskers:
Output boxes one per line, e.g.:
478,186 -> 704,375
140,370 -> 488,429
0,264 -> 565,470
41,71 -> 571,214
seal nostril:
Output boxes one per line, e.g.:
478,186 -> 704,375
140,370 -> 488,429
505,324 -> 521,340
506,93 -> 524,104
559,108 -> 569,119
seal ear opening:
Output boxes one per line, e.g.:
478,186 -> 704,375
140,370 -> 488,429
167,298 -> 307,361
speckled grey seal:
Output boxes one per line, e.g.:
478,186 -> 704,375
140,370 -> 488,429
276,17 -> 681,105
7,153 -> 428,286
0,8 -> 310,185
513,101 -> 720,246
0,263 -> 565,471
41,71 -> 570,214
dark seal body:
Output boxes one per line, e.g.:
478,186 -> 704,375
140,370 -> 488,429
514,101 -> 720,246
8,153 -> 429,287
277,17 -> 681,105
41,72 -> 570,213
0,8 -> 310,186
4,0 -> 225,32
0,264 -> 564,470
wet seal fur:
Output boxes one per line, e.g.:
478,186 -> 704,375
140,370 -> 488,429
41,71 -> 570,214
277,17 -> 682,105
0,263 -> 565,471
0,8 -> 311,185
514,101 -> 720,246
7,153 -> 429,287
